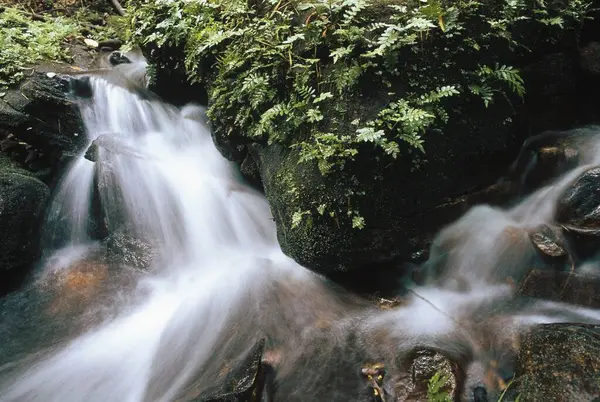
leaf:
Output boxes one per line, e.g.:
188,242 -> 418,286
330,45 -> 354,64
352,215 -> 365,229
356,127 -> 384,142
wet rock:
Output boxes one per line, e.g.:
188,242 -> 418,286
239,153 -> 262,190
184,339 -> 266,402
44,258 -> 110,314
518,269 -> 600,309
98,39 -> 122,51
71,76 -> 93,99
104,229 -> 157,271
556,166 -> 600,234
0,71 -> 86,162
84,134 -> 146,163
84,139 -> 100,162
395,349 -> 461,401
529,224 -> 568,258
508,127 -> 599,192
473,385 -> 488,402
108,51 -> 132,66
0,170 -> 50,295
504,324 -> 600,401
422,206 -> 547,286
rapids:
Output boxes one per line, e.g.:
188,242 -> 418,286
1,58 -> 600,401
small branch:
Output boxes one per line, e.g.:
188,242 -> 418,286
108,0 -> 127,16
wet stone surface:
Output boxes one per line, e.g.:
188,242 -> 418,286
518,269 -> 600,309
556,166 -> 600,234
395,349 -> 461,401
504,324 -> 600,402
183,339 -> 266,402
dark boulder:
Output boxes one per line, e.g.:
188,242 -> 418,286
0,163 -> 50,296
108,51 -> 132,66
504,324 -> 600,401
98,39 -> 123,51
0,71 -> 87,162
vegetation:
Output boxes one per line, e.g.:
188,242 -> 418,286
0,5 -> 128,89
130,0 -> 591,229
426,371 -> 452,402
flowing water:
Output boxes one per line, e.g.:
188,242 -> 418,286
1,59 -> 600,401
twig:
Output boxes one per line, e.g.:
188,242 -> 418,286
406,288 -> 463,328
108,0 -> 127,16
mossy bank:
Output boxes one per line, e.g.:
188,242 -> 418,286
130,0 -> 596,275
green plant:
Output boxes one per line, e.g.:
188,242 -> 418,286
130,0 -> 591,229
0,8 -> 80,88
0,6 -> 131,89
427,371 -> 452,402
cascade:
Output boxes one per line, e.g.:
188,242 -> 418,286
1,60 -> 600,401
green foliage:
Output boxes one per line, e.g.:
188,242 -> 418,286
0,7 -> 128,89
0,8 -> 80,88
130,0 -> 590,228
427,371 -> 452,402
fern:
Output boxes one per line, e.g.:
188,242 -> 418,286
427,372 -> 452,402
131,0 -> 592,230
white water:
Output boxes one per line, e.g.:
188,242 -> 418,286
2,67 -> 600,401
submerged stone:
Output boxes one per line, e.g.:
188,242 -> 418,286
187,339 -> 266,402
104,229 -> 157,271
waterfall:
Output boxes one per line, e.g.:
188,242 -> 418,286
1,65 -> 600,401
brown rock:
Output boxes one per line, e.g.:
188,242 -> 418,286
504,324 -> 600,401
394,349 -> 462,401
519,269 -> 600,309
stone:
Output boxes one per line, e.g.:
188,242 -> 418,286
556,165 -> 600,234
0,71 -> 87,165
0,169 -> 50,295
529,224 -> 568,258
503,324 -> 600,401
98,39 -> 123,51
518,269 -> 600,309
84,134 -> 146,163
394,349 -> 461,401
104,229 -> 157,271
108,51 -> 132,66
507,127 -> 599,193
181,339 -> 266,402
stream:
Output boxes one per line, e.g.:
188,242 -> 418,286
0,57 -> 599,402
